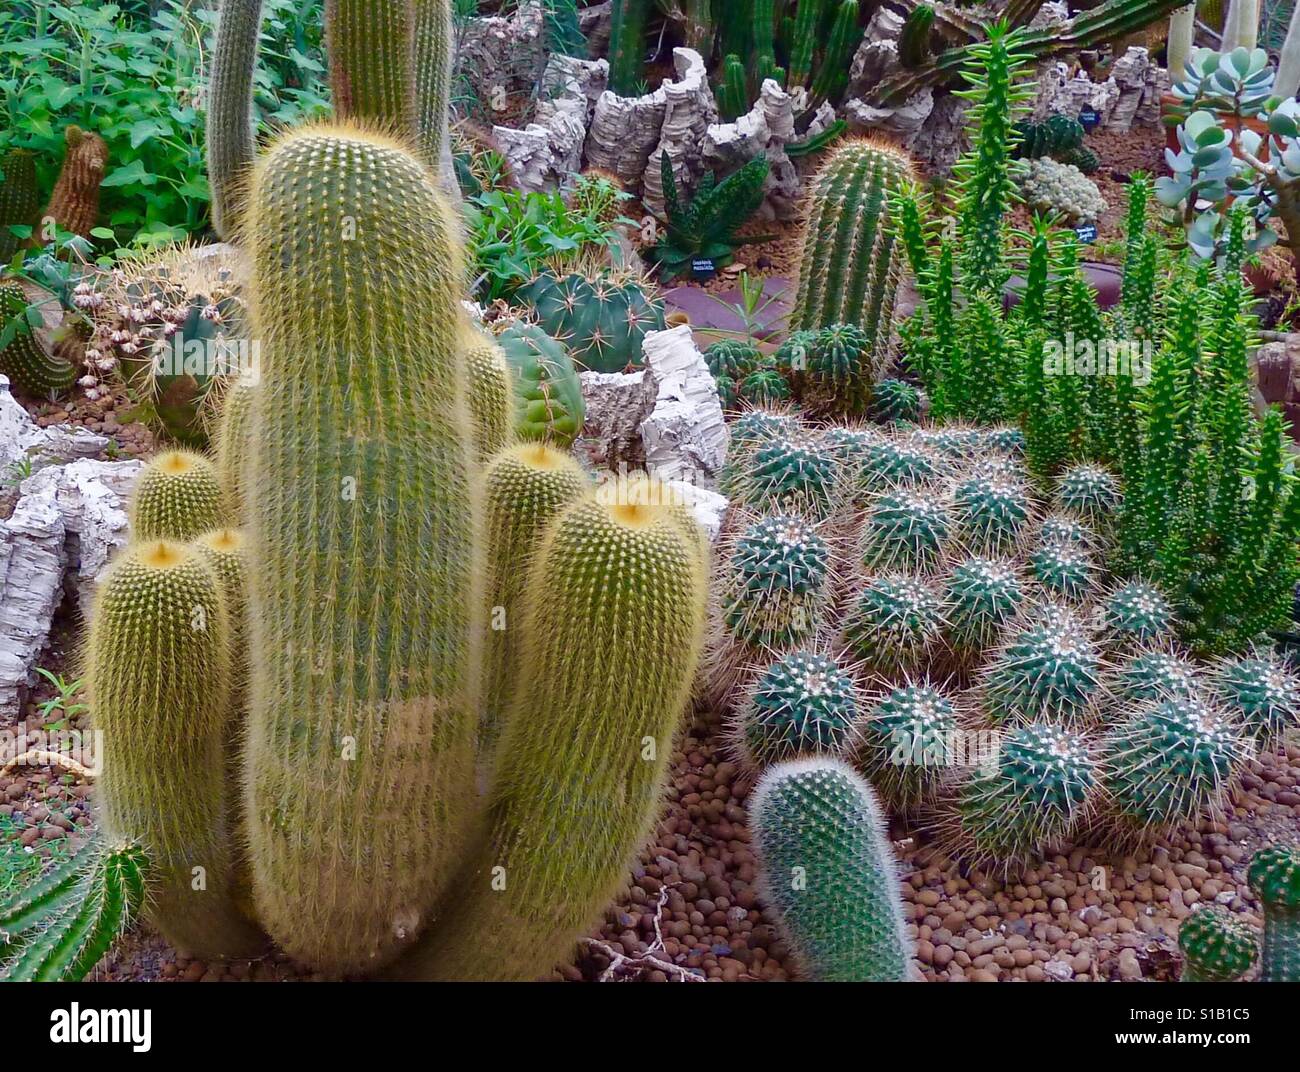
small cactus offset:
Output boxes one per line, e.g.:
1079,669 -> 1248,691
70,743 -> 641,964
750,758 -> 913,981
1178,905 -> 1258,981
459,322 -> 515,462
129,449 -> 229,543
0,280 -> 78,399
1247,844 -> 1300,982
43,126 -> 108,239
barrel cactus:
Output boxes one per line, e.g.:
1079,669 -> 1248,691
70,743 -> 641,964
942,555 -> 1026,656
860,489 -> 952,572
732,435 -> 843,521
979,608 -> 1103,725
0,280 -> 78,399
850,679 -> 960,810
870,378 -> 923,425
860,439 -> 943,493
460,322 -> 515,463
1102,580 -> 1174,647
1177,905 -> 1258,981
129,449 -> 229,543
843,573 -> 946,675
951,473 -> 1033,555
1247,844 -> 1300,982
1212,651 -> 1300,746
516,271 -> 665,373
1112,647 -> 1204,703
1056,463 -> 1121,522
1030,541 -> 1098,602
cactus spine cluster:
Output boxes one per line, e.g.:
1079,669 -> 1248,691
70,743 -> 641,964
0,280 -> 77,399
750,758 -> 913,981
206,0 -> 265,238
241,125 -> 483,973
459,322 -> 515,463
1247,844 -> 1300,982
1177,905 -> 1258,981
129,449 -> 229,543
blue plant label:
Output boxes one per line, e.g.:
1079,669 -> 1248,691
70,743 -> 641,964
1075,222 -> 1098,244
1079,107 -> 1100,131
692,258 -> 717,279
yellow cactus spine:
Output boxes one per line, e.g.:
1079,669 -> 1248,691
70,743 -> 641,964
213,379 -> 257,525
129,449 -> 229,543
461,322 -> 515,463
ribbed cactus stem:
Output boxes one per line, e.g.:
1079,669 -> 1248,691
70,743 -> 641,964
1223,0 -> 1260,48
394,476 -> 708,981
327,0 -> 415,127
808,0 -> 862,106
206,0 -> 264,239
460,322 -> 514,463
750,758 -> 913,981
0,281 -> 77,399
751,0 -> 777,91
0,150 -> 38,262
88,541 -> 262,959
609,0 -> 651,95
413,0 -> 457,194
213,379 -> 256,525
43,126 -> 107,239
787,0 -> 825,87
1248,845 -> 1300,981
1276,0 -> 1300,98
243,123 -> 483,974
129,449 -> 228,543
1167,5 -> 1196,80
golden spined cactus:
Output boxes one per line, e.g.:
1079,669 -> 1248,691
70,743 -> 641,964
129,449 -> 229,543
326,0 -> 416,129
242,123 -> 484,974
213,379 -> 256,524
86,540 -> 264,959
396,475 -> 709,981
43,126 -> 108,240
460,321 -> 515,463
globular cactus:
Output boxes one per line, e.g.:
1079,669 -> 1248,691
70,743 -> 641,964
1102,696 -> 1248,840
1178,905 -> 1258,981
1102,580 -> 1174,647
129,449 -> 228,543
732,649 -> 860,771
851,679 -> 960,810
859,439 -> 943,493
738,365 -> 790,405
1039,512 -> 1096,548
732,435 -> 842,521
0,280 -> 77,399
1113,647 -> 1204,703
396,476 -> 708,981
721,408 -> 800,495
860,489 -> 952,573
43,126 -> 108,240
1247,844 -> 1300,982
213,379 -> 256,524
1014,114 -> 1087,161
706,338 -> 762,382
750,758 -> 913,981
909,426 -> 982,461
951,473 -> 1032,555
242,125 -> 483,973
481,442 -> 590,753
1056,463 -> 1121,523
790,140 -> 914,384
979,425 -> 1026,455
942,721 -> 1099,871
495,321 -> 585,448
870,378 -> 923,425
804,323 -> 882,415
206,0 -> 265,238
1212,651 -> 1300,747
942,555 -> 1026,656
843,574 -> 946,676
517,271 -> 665,373
979,608 -> 1103,725
0,149 -> 38,262
1030,541 -> 1098,602
0,840 -> 150,982
459,321 -> 514,463
87,540 -> 262,958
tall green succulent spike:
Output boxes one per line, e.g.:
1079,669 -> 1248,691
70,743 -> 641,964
750,758 -> 913,981
87,540 -> 262,959
413,0 -> 455,184
718,54 -> 750,120
397,476 -> 708,981
0,150 -> 38,262
326,0 -> 415,128
808,1 -> 862,107
1178,905 -> 1258,982
243,124 -> 483,974
129,448 -> 229,543
0,841 -> 150,982
791,140 -> 914,348
481,442 -> 591,755
0,280 -> 78,399
1247,844 -> 1300,982
206,0 -> 264,239
213,379 -> 256,525
750,0 -> 777,93
459,322 -> 514,463
787,0 -> 826,87
609,0 -> 651,95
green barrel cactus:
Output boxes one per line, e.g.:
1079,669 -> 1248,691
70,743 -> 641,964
87,540 -> 262,959
750,758 -> 913,981
870,378 -> 923,425
738,365 -> 790,405
1213,652 -> 1300,747
0,150 -> 38,262
1039,513 -> 1096,548
496,320 -> 585,448
1102,696 -> 1248,840
397,476 -> 708,981
860,488 -> 952,572
843,574 -> 946,676
720,513 -> 832,649
952,473 -> 1032,555
1056,463 -> 1121,522
1178,905 -> 1258,982
460,321 -> 514,463
129,449 -> 229,543
859,438 -> 942,493
1113,647 -> 1204,703
1247,844 -> 1300,982
706,338 -> 762,381
242,125 -> 483,973
1030,541 -> 1097,602
980,609 -> 1102,725
851,679 -> 959,810
804,322 -> 881,415
733,649 -> 860,771
1103,580 -> 1174,647
732,435 -> 842,521
942,555 -> 1025,656
0,280 -> 78,399
516,271 -> 665,373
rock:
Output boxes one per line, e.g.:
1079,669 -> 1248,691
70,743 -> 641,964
1254,337 -> 1300,404
459,0 -> 546,101
578,369 -> 657,472
1117,947 -> 1143,981
702,79 -> 799,219
1109,48 -> 1151,133
660,480 -> 729,542
643,50 -> 719,217
639,325 -> 727,489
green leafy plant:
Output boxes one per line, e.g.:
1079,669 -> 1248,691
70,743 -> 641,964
649,152 -> 769,281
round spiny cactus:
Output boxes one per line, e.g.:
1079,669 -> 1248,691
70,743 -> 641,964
843,574 -> 945,675
129,449 -> 229,543
951,474 -> 1032,555
734,435 -> 842,520
851,679 -> 959,811
1178,905 -> 1258,982
1030,542 -> 1097,602
1112,648 -> 1204,704
738,366 -> 791,405
1213,652 -> 1300,747
721,407 -> 799,496
1102,581 -> 1174,647
860,489 -> 952,573
860,439 -> 943,493
945,721 -> 1098,871
980,610 -> 1103,725
980,425 -> 1025,455
706,338 -> 762,381
1102,696 -> 1248,839
1056,463 -> 1121,522
733,649 -> 860,770
1039,513 -> 1096,548
869,378 -> 923,425
942,555 -> 1025,655
1247,844 -> 1300,982
806,322 -> 873,388
721,513 -> 832,649
909,425 -> 981,461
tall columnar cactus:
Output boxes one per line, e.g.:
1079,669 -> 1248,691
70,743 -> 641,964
1177,905 -> 1258,981
87,540 -> 263,959
0,280 -> 77,398
1168,6 -> 1198,81
413,0 -> 455,188
395,476 -> 708,981
609,0 -> 651,95
750,758 -> 913,981
213,379 -> 256,524
43,126 -> 107,240
787,0 -> 826,87
1247,844 -> 1300,982
129,449 -> 228,543
242,124 -> 483,973
0,149 -> 38,261
206,0 -> 264,239
480,442 -> 590,754
459,322 -> 514,463
326,0 -> 415,128
791,140 -> 915,361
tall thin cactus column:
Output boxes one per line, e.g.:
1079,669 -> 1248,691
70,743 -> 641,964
414,0 -> 458,196
1275,0 -> 1300,98
326,0 -> 417,127
206,0 -> 264,239
1167,5 -> 1196,80
609,0 -> 651,94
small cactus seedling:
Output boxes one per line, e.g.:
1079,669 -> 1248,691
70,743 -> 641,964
1055,463 -> 1121,522
733,435 -> 842,520
843,574 -> 946,675
1247,844 -> 1300,982
942,555 -> 1025,656
860,489 -> 952,573
1177,905 -> 1258,982
1212,651 -> 1300,747
1102,696 -> 1249,840
1112,647 -> 1204,704
850,678 -> 960,810
951,474 -> 1032,555
979,609 -> 1103,725
1030,541 -> 1097,602
733,649 -> 861,770
1102,580 -> 1174,647
750,758 -> 913,981
719,513 -> 833,649
869,378 -> 923,425
944,721 -> 1099,871
129,449 -> 229,543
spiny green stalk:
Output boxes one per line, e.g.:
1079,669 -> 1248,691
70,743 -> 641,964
1247,844 -> 1300,982
326,0 -> 416,128
206,0 -> 264,239
0,280 -> 77,399
0,150 -> 38,262
609,0 -> 651,95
